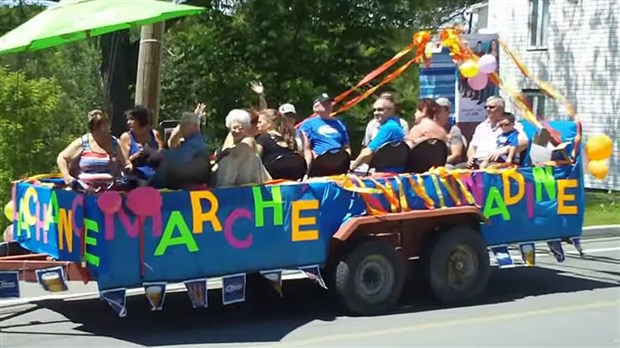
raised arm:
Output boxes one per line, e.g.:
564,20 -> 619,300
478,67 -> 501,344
250,81 -> 268,111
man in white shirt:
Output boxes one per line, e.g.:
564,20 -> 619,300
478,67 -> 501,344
467,96 -> 529,168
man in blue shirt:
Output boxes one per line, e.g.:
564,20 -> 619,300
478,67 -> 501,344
350,96 -> 405,171
145,112 -> 210,188
300,93 -> 351,169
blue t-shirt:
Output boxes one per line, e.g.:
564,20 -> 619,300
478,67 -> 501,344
367,117 -> 405,152
300,117 -> 350,155
496,129 -> 519,163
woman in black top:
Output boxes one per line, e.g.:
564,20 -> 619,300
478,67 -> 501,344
256,109 -> 306,180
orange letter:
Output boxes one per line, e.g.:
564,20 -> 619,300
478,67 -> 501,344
58,208 -> 73,252
503,170 -> 525,206
557,179 -> 578,215
190,191 -> 222,233
291,200 -> 319,242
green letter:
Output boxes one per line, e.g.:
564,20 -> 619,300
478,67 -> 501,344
483,187 -> 510,220
84,218 -> 100,267
252,186 -> 283,227
154,211 -> 199,256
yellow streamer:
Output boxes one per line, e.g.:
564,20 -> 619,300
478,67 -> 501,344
406,176 -> 435,208
394,175 -> 409,212
429,174 -> 446,208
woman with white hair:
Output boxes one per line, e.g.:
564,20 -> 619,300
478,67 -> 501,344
213,109 -> 271,187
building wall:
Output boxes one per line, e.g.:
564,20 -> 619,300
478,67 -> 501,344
486,0 -> 619,190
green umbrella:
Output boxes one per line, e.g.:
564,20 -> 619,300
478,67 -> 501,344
0,0 -> 205,55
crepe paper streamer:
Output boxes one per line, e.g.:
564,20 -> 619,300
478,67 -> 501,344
126,187 -> 162,217
349,176 -> 387,215
483,186 -> 510,220
406,176 -> 435,209
431,167 -> 462,206
154,211 -> 199,256
367,178 -> 400,213
572,122 -> 582,160
394,176 -> 409,212
429,174 -> 446,208
499,39 -> 577,121
252,186 -> 283,227
532,166 -> 557,201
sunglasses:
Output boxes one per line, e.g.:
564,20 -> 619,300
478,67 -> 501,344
484,105 -> 497,109
373,107 -> 385,112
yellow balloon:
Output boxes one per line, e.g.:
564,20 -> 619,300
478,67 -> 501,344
586,134 -> 613,161
588,160 -> 608,180
3,201 -> 13,221
459,60 -> 479,78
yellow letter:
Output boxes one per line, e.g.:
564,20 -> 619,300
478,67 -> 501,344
58,208 -> 73,252
190,191 -> 222,233
22,186 -> 37,226
557,179 -> 578,215
502,170 -> 525,206
291,200 -> 319,242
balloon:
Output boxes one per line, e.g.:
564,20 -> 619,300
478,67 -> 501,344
468,72 -> 488,91
588,160 -> 608,180
586,134 -> 613,161
459,60 -> 479,78
3,201 -> 13,221
478,54 -> 498,74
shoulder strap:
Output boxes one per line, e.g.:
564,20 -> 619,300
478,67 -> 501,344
111,136 -> 120,152
80,134 -> 90,151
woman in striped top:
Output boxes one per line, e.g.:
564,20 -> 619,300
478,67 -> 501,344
57,110 -> 126,190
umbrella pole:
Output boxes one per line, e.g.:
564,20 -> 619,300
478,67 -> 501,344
135,22 -> 165,127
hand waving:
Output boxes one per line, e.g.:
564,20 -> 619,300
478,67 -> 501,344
194,102 -> 206,117
249,81 -> 264,95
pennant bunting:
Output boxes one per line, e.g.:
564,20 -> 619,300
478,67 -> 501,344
0,271 -> 20,298
35,266 -> 68,293
100,288 -> 127,318
519,243 -> 536,266
143,282 -> 166,311
490,245 -> 515,268
184,279 -> 208,308
299,265 -> 328,289
569,237 -> 584,257
260,269 -> 283,297
222,273 -> 246,305
547,240 -> 566,262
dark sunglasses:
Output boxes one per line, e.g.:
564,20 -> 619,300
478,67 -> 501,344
373,107 -> 386,112
485,105 -> 497,109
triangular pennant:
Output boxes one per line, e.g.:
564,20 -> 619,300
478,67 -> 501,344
35,266 -> 68,293
490,245 -> 514,268
222,273 -> 246,305
100,288 -> 127,318
260,269 -> 283,297
569,237 -> 584,257
519,243 -> 536,266
299,265 -> 327,289
184,279 -> 208,308
0,271 -> 20,298
547,240 -> 565,262
143,282 -> 166,311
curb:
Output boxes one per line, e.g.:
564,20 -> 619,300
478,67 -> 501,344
582,224 -> 620,231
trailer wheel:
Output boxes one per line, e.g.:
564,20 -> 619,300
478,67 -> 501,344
427,226 -> 490,304
335,240 -> 404,315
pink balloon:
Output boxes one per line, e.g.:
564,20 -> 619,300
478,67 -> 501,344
468,73 -> 488,91
126,187 -> 162,216
478,54 -> 497,74
97,191 -> 122,215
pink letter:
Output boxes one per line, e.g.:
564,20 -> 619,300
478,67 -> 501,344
224,208 -> 253,249
71,195 -> 84,238
526,182 -> 535,219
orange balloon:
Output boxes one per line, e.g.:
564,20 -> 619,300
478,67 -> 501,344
586,134 -> 613,161
588,160 -> 608,180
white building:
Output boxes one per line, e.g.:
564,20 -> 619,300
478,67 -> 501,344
471,0 -> 619,191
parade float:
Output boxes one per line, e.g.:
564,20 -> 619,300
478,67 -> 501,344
0,2 -> 614,317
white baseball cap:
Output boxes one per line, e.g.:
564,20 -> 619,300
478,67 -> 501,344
279,103 -> 296,115
435,97 -> 451,110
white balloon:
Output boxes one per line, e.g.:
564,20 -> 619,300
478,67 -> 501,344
478,54 -> 498,74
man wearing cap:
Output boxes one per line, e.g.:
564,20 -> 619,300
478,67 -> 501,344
435,97 -> 466,165
279,103 -> 303,152
299,93 -> 351,168
144,112 -> 210,188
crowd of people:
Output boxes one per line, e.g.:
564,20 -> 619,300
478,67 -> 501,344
55,86 -> 530,192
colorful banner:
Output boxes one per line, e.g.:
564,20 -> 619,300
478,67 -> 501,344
9,121 -> 584,291
35,266 -> 68,293
222,273 -> 246,305
455,33 -> 500,123
184,278 -> 208,308
0,271 -> 20,298
100,288 -> 127,318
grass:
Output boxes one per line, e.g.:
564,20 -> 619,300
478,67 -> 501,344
584,189 -> 620,226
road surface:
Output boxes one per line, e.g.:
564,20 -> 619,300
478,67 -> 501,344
1,235 -> 619,347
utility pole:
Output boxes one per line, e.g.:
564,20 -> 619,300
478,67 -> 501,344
134,22 -> 165,127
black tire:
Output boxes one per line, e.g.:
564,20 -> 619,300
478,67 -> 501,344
427,226 -> 490,304
334,240 -> 404,315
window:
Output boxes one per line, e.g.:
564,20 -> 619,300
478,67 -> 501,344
529,0 -> 550,49
523,89 -> 547,118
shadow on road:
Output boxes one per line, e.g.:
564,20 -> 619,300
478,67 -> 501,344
1,266 -> 618,346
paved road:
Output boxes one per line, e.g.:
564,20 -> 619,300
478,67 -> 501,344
1,236 -> 619,347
